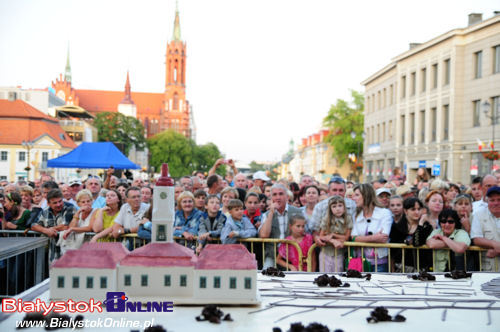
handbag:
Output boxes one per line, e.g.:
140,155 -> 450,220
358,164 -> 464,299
345,247 -> 372,272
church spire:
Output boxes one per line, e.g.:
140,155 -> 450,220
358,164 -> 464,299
120,70 -> 134,105
172,0 -> 181,41
64,43 -> 72,83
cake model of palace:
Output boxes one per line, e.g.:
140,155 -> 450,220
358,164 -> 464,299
50,163 -> 259,304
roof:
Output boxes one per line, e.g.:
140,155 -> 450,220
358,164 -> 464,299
0,99 -> 76,148
51,242 -> 129,269
120,242 -> 197,267
195,244 -> 257,270
75,89 -> 164,117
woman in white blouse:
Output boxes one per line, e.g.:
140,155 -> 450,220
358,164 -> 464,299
351,183 -> 393,272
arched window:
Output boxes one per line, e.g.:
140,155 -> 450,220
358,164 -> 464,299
174,68 -> 177,83
173,93 -> 179,110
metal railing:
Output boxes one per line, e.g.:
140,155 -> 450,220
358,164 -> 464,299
2,230 -> 497,274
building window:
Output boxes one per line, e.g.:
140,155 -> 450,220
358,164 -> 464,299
42,152 -> 49,162
444,59 -> 450,85
494,45 -> 500,74
382,122 -> 386,142
229,277 -> 237,289
377,91 -> 381,109
421,68 -> 426,92
72,277 -> 79,288
410,113 -> 415,145
432,63 -> 438,89
366,96 -> 370,112
383,88 -> 387,107
420,110 -> 426,143
19,151 -> 26,162
86,276 -> 93,289
411,72 -> 416,96
401,115 -> 405,145
1,151 -> 7,161
57,276 -> 64,288
199,277 -> 207,289
244,277 -> 252,290
141,275 -> 148,287
474,51 -> 482,79
124,274 -> 131,286
431,107 -> 437,142
100,277 -> 107,289
389,84 -> 394,105
401,75 -> 406,99
164,275 -> 171,287
443,105 -> 449,141
493,96 -> 500,125
473,100 -> 481,127
213,276 -> 221,288
388,120 -> 393,140
180,275 -> 187,287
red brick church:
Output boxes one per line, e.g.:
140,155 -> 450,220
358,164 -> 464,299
51,5 -> 193,139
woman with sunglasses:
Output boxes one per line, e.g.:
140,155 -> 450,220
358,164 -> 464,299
426,209 -> 470,272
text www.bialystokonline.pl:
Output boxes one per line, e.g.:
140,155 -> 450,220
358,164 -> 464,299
16,317 -> 157,330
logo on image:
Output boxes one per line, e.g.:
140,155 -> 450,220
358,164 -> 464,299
103,292 -> 173,313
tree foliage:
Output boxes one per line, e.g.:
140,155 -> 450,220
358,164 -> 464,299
148,130 -> 223,178
323,90 -> 364,165
93,112 -> 146,155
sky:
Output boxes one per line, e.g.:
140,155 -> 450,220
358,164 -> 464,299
0,0 -> 498,164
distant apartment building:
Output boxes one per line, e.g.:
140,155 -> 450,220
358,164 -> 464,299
362,13 -> 500,184
0,86 -> 65,114
280,130 -> 352,183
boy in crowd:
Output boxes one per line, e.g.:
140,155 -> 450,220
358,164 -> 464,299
196,194 -> 226,253
221,199 -> 256,244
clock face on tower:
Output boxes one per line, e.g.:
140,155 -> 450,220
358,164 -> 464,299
56,90 -> 66,101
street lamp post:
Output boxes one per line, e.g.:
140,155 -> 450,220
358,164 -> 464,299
21,140 -> 34,181
482,100 -> 500,171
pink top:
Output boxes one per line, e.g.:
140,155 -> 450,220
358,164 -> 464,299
278,234 -> 313,271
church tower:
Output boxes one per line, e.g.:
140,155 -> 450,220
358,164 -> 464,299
117,71 -> 137,118
162,2 -> 191,138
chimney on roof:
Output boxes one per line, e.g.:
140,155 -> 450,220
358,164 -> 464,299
409,43 -> 421,50
468,13 -> 483,26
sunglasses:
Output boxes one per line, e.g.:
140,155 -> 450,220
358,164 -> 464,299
329,177 -> 345,184
439,219 -> 456,225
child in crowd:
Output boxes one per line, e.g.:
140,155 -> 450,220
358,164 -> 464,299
220,187 -> 239,218
243,192 -> 262,229
277,215 -> 315,271
318,196 -> 353,272
389,195 -> 404,223
258,193 -> 268,213
196,195 -> 226,253
194,189 -> 207,213
221,199 -> 256,244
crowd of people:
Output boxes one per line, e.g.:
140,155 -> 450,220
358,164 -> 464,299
1,159 -> 500,274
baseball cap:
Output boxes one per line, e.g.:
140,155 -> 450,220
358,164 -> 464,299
253,171 -> 270,181
486,186 -> 500,197
68,178 -> 82,186
376,188 -> 391,196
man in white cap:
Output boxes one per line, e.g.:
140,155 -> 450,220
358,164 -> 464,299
376,187 -> 391,208
253,171 -> 270,192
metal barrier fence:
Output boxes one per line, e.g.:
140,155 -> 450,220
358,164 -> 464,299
2,230 -> 498,274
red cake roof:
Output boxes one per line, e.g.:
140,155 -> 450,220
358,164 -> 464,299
119,242 -> 197,267
196,244 -> 257,270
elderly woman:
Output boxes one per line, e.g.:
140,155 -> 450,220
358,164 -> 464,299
351,183 -> 393,272
173,191 -> 202,248
426,209 -> 470,272
59,189 -> 96,253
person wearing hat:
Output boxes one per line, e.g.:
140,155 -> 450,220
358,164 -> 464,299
470,186 -> 500,271
68,178 -> 82,200
375,187 -> 391,208
395,184 -> 414,200
253,171 -> 270,192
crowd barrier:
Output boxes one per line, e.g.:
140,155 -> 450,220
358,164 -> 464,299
1,230 -> 498,274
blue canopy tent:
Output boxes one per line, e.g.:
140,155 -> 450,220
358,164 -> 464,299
47,142 -> 140,169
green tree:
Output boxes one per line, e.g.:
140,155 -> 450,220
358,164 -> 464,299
93,112 -> 146,155
148,130 -> 223,178
323,90 -> 364,166
249,161 -> 266,173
